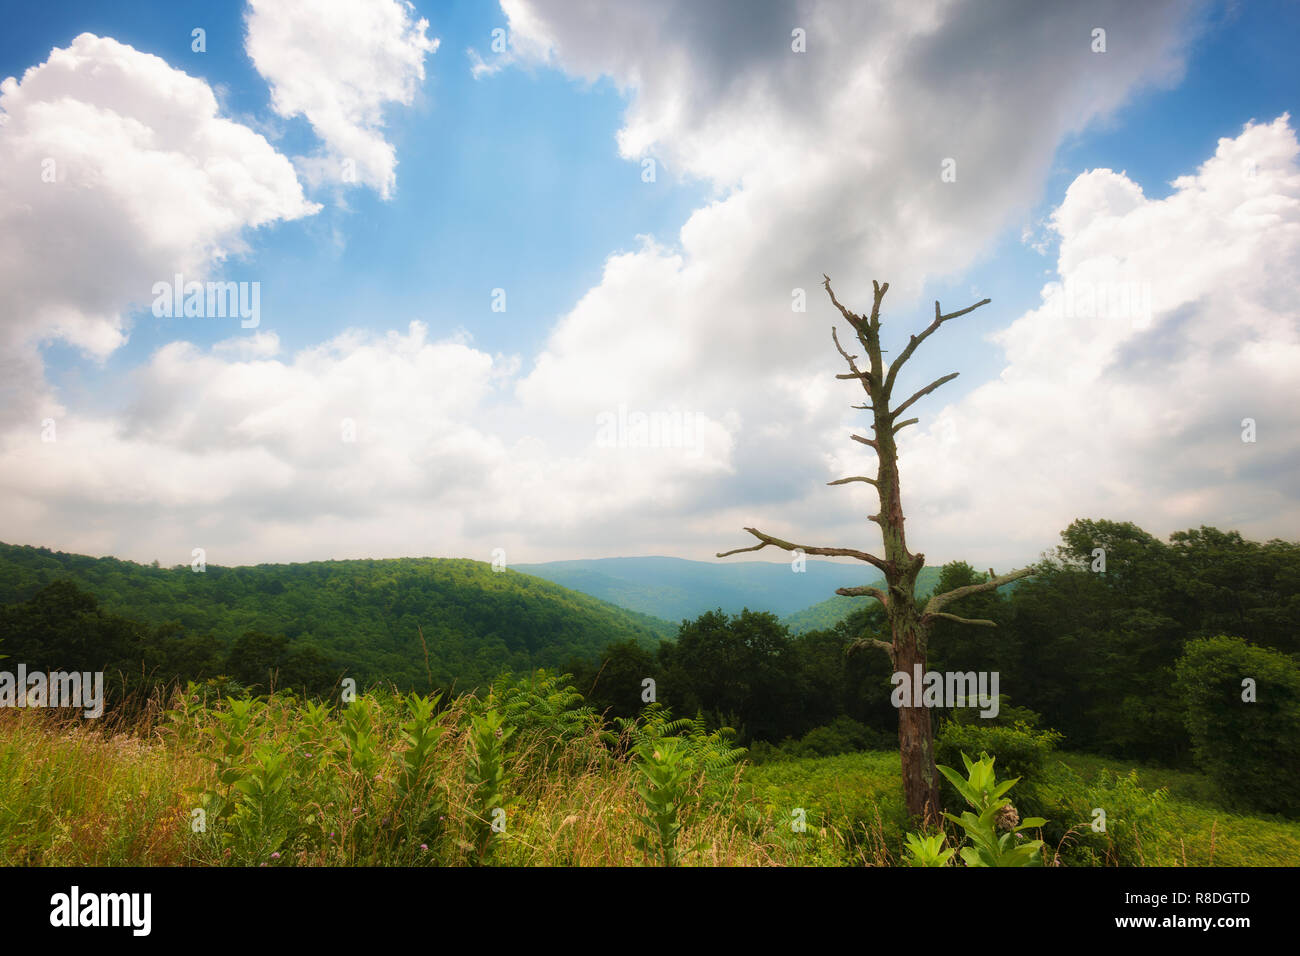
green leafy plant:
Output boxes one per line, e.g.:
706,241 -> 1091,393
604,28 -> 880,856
397,692 -> 444,800
464,708 -> 514,864
1033,763 -> 1168,866
903,830 -> 955,867
935,713 -> 1061,810
486,670 -> 609,767
338,697 -> 383,782
631,737 -> 699,867
936,751 -> 1047,867
192,696 -> 263,831
225,744 -> 292,863
616,704 -> 747,774
392,692 -> 447,853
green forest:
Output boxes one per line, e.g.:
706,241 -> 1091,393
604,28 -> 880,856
2,516 -> 1298,825
2,515 -> 1299,874
0,544 -> 670,693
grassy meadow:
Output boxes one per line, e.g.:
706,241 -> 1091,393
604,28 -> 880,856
2,675 -> 1295,868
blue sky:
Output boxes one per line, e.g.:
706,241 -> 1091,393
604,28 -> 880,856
7,0 -> 708,390
1,0 -> 1297,567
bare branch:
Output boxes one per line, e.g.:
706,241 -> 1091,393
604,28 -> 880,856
892,372 -> 960,421
849,636 -> 895,659
822,275 -> 863,328
868,280 -> 890,330
884,299 -> 989,398
830,326 -> 869,386
836,371 -> 871,380
827,476 -> 877,487
924,565 -> 1035,615
836,585 -> 888,604
716,527 -> 888,572
922,611 -> 997,627
893,417 -> 919,434
850,433 -> 878,450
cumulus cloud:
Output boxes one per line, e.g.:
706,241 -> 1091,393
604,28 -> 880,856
897,114 -> 1300,561
0,321 -> 736,562
244,0 -> 439,198
0,32 -> 318,430
506,0 -> 1196,411
10,1 -> 1292,572
504,0 -> 1208,561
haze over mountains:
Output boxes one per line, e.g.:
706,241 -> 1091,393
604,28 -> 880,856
0,541 -> 950,694
515,556 -> 929,630
0,542 -> 673,691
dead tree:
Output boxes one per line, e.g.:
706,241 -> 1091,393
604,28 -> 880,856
717,275 -> 1034,824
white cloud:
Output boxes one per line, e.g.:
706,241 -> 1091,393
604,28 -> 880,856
245,0 -> 439,199
502,0 -> 1209,562
0,32 -> 318,430
0,321 -> 736,562
11,2 -> 1295,574
897,114 -> 1300,561
504,0 -> 1196,418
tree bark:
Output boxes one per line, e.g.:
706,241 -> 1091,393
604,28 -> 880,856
893,620 -> 940,825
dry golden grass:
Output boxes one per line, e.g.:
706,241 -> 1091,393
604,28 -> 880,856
9,690 -> 1286,867
0,691 -> 823,867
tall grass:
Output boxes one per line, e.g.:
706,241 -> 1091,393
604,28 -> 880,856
1,679 -> 1296,867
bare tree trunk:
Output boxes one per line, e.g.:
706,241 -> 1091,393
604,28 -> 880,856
893,618 -> 940,825
719,275 -> 1034,824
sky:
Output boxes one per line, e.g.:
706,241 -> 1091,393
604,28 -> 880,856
0,0 -> 1297,571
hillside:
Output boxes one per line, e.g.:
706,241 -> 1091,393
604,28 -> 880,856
0,542 -> 674,691
515,555 -> 877,622
782,566 -> 944,634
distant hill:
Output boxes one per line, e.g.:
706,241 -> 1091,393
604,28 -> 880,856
514,556 -> 880,623
0,542 -> 675,692
782,566 -> 944,634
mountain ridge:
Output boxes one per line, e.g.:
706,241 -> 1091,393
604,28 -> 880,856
0,542 -> 675,691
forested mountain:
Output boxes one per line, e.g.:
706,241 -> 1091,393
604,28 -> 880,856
515,555 -> 877,622
0,543 -> 673,692
3,520 -> 1297,772
567,521 -> 1300,769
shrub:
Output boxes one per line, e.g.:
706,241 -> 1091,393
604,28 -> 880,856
748,717 -> 894,764
1032,763 -> 1168,866
789,717 -> 895,758
1175,635 -> 1300,817
935,717 -> 1061,812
